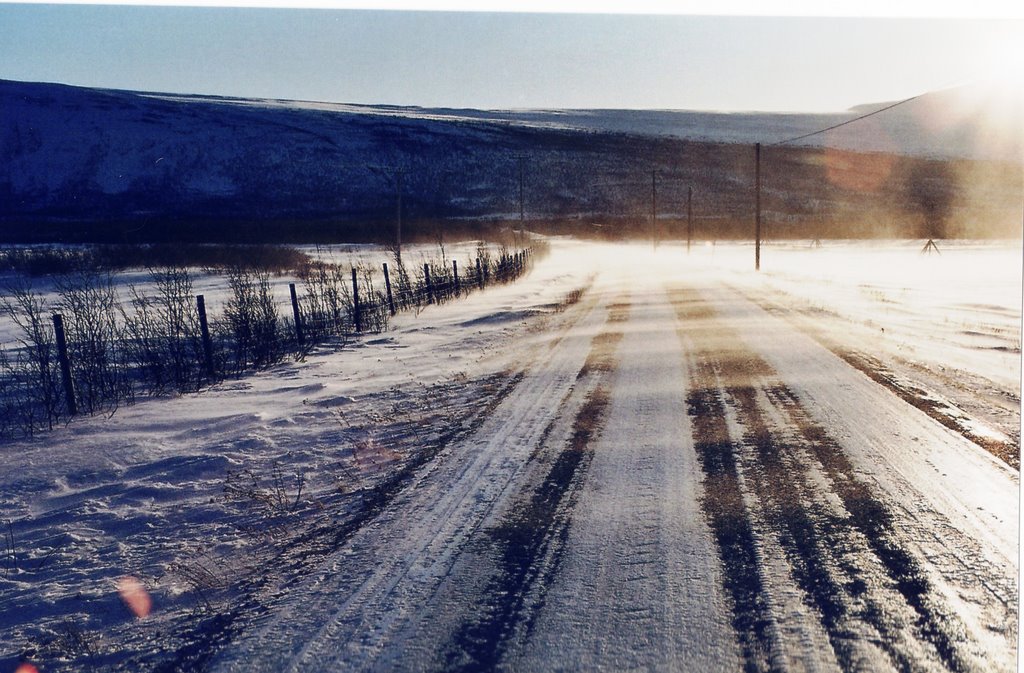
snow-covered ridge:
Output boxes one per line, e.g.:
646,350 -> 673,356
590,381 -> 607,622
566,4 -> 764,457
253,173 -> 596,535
138,83 -> 1024,162
2,79 -> 1021,231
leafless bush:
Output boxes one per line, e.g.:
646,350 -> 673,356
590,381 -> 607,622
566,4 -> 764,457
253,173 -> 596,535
121,267 -> 205,394
354,263 -> 389,333
222,460 -> 308,543
0,243 -> 313,276
384,257 -> 409,312
0,246 -> 87,275
49,618 -> 98,658
223,462 -> 306,516
0,243 -> 540,441
221,267 -> 284,371
165,554 -> 228,612
476,243 -> 494,285
56,271 -> 132,414
0,349 -> 16,438
1,281 -> 64,434
299,260 -> 351,340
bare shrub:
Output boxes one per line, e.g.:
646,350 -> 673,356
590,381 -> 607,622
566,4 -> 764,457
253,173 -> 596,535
0,246 -> 89,276
223,463 -> 305,516
0,243 -> 313,277
56,271 -> 132,415
222,460 -> 308,542
120,267 -> 205,395
1,281 -> 64,433
48,618 -> 98,659
165,553 -> 228,612
120,285 -> 167,395
221,267 -> 284,371
0,349 -> 16,438
2,519 -> 15,578
389,251 -> 414,311
476,242 -> 493,285
424,246 -> 454,304
299,260 -> 351,340
354,263 -> 390,333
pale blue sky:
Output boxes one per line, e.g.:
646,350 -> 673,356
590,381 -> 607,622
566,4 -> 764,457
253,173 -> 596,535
0,4 -> 1020,111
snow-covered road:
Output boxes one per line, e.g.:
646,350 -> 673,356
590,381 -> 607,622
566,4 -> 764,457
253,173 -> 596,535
207,244 -> 1018,672
1,240 -> 1018,672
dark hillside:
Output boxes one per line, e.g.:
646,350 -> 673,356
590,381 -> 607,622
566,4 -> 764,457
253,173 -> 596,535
2,80 -> 1020,242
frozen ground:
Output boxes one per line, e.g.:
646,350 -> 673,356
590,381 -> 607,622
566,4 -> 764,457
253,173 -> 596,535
0,239 -> 508,350
0,238 -> 1019,672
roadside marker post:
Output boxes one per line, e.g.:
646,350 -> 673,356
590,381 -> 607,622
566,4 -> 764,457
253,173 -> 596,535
196,295 -> 215,378
383,263 -> 396,316
289,283 -> 305,347
52,313 -> 77,416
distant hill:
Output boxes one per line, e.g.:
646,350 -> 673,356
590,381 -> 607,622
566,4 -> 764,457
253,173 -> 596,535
1,79 -> 1021,241
334,83 -> 1023,163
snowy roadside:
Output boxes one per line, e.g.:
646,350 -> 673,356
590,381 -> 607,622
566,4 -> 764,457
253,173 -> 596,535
0,240 -> 598,672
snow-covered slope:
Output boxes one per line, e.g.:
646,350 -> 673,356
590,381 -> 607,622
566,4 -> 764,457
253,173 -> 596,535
2,79 -> 1021,235
140,82 -> 1024,161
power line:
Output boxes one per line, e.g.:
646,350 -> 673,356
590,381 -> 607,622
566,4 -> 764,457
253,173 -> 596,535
770,92 -> 925,147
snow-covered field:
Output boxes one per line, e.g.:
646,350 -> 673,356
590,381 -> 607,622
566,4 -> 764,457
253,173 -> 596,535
0,238 -> 1019,672
0,240 -> 509,350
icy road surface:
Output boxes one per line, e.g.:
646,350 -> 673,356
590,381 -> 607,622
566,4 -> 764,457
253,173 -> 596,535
1,240 -> 1018,673
208,242 -> 1017,673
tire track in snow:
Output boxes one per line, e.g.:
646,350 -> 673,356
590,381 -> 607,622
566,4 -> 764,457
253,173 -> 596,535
207,283 -> 611,673
439,297 -> 628,672
712,282 -> 1017,670
732,285 -> 1019,470
504,285 -> 741,673
830,350 -> 1018,470
675,292 -> 779,673
150,371 -> 523,673
672,285 -> 990,673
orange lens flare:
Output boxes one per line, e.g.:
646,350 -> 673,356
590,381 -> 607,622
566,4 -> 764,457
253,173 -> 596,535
117,576 -> 152,619
823,144 -> 895,193
15,664 -> 40,673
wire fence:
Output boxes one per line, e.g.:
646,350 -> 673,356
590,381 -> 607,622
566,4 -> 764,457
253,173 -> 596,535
0,245 -> 539,441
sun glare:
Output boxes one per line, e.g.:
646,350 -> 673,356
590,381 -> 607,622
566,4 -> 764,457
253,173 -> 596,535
981,41 -> 1024,93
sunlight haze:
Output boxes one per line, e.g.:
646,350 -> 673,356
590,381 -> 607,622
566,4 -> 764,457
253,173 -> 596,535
0,5 -> 1021,111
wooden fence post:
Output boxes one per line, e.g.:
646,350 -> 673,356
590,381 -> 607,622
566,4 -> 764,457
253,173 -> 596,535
453,260 -> 460,296
289,283 -> 305,347
755,142 -> 762,271
351,267 -> 362,332
476,257 -> 484,289
423,263 -> 434,304
382,263 -> 396,316
687,186 -> 693,254
196,295 -> 215,378
52,313 -> 77,416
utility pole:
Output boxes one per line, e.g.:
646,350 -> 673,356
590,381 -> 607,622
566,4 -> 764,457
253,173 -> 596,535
395,168 -> 405,259
687,186 -> 693,254
755,143 -> 762,271
518,156 -> 525,248
368,165 -> 407,260
651,169 -> 658,251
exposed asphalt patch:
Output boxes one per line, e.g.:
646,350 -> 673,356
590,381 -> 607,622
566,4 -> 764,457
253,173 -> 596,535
674,293 -> 778,673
